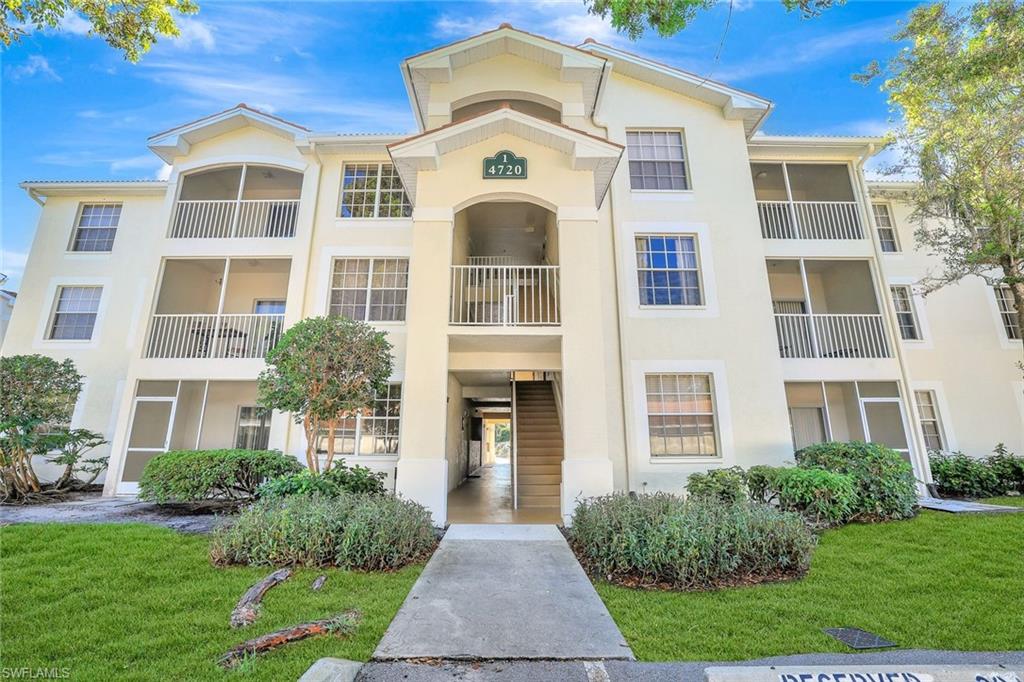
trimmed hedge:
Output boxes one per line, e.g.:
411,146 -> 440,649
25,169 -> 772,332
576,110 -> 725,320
258,462 -> 387,499
930,446 -> 1024,498
772,467 -> 858,527
209,493 -> 436,570
685,467 -> 746,504
569,493 -> 815,590
138,449 -> 301,504
796,441 -> 917,521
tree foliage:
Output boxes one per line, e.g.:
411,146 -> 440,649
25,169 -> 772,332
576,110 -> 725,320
858,0 -> 1024,367
585,0 -> 841,40
257,316 -> 393,474
2,0 -> 198,62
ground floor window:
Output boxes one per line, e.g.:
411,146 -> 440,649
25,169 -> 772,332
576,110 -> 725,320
235,406 -> 271,450
994,286 -> 1020,340
317,383 -> 401,456
644,373 -> 718,457
913,390 -> 945,452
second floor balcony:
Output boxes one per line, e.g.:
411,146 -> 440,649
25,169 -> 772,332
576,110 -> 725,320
752,163 -> 864,240
170,165 -> 302,239
145,258 -> 290,359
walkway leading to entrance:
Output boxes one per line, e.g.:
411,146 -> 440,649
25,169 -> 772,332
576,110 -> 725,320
447,463 -> 561,524
373,524 -> 634,661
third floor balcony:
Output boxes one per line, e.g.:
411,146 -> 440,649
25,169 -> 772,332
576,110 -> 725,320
170,164 -> 302,239
752,162 -> 864,240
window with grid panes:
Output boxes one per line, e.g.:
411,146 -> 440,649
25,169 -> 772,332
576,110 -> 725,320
329,258 -> 409,322
70,204 -> 121,251
645,373 -> 718,457
890,285 -> 921,340
626,130 -> 689,190
913,390 -> 945,451
994,286 -> 1020,340
635,234 -> 702,306
339,163 -> 411,218
317,384 -> 401,456
48,286 -> 102,340
872,203 -> 899,252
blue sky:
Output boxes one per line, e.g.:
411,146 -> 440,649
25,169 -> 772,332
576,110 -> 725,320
1,0 -> 922,290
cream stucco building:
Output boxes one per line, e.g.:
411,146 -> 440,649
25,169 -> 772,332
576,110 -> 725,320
7,26 -> 1022,524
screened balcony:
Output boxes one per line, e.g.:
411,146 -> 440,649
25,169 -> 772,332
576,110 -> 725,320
170,165 -> 302,238
145,258 -> 290,359
767,259 -> 891,359
752,163 -> 864,240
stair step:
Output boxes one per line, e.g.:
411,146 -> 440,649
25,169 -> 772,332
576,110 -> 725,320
519,483 -> 560,495
518,439 -> 563,447
517,457 -> 563,467
519,495 -> 560,508
518,474 -> 560,485
518,464 -> 561,475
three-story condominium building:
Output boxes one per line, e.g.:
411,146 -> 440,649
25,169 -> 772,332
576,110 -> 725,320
7,26 -> 1022,524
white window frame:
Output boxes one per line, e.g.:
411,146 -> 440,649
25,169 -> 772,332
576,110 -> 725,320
634,233 -> 704,308
315,383 -> 402,458
871,202 -> 900,253
338,162 -> 412,219
621,222 -> 718,318
46,285 -> 103,341
913,389 -> 946,452
625,129 -> 692,192
328,257 -> 409,323
890,285 -> 922,341
68,203 -> 122,253
993,285 -> 1021,342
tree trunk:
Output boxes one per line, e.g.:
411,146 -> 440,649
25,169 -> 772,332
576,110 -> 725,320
218,610 -> 360,668
230,568 -> 292,628
324,419 -> 337,472
303,415 -> 318,474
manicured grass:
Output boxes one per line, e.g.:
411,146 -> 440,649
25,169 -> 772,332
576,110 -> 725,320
0,524 -> 421,680
596,510 -> 1024,661
982,496 -> 1024,507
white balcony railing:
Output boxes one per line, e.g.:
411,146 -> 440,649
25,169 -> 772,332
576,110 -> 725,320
775,313 -> 891,359
758,201 -> 863,240
450,265 -> 560,326
145,314 -> 284,359
169,199 -> 299,238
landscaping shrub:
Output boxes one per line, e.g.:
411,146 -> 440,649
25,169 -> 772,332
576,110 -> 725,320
685,467 -> 746,504
986,444 -> 1024,495
258,461 -> 387,499
138,449 -> 302,504
796,441 -> 917,521
772,467 -> 858,527
209,493 -> 436,570
569,492 -> 815,590
745,465 -> 782,504
929,451 -> 1003,498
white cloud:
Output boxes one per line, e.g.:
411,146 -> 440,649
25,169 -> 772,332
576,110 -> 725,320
0,249 -> 29,289
172,17 -> 216,51
57,11 -> 92,36
5,55 -> 61,82
157,164 -> 173,181
109,154 -> 164,173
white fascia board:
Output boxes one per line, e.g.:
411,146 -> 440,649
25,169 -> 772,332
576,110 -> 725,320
19,181 -> 168,197
147,108 -> 306,163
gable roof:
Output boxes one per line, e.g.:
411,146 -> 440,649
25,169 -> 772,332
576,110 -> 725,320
401,24 -> 607,130
147,103 -> 310,163
388,104 -> 623,207
578,41 -> 773,138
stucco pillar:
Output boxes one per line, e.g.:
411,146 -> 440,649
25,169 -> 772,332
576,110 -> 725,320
557,213 -> 615,523
394,213 -> 454,524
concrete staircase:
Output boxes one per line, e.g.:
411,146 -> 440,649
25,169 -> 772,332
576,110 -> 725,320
514,381 -> 563,509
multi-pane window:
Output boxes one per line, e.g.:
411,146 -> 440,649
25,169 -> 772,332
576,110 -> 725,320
626,130 -> 689,191
253,299 -> 286,315
914,390 -> 945,452
317,384 -> 402,456
48,286 -> 102,340
70,203 -> 121,252
995,286 -> 1021,340
339,163 -> 411,218
329,258 -> 409,322
235,407 -> 271,450
890,285 -> 921,340
872,203 -> 899,252
645,373 -> 718,457
635,234 -> 702,306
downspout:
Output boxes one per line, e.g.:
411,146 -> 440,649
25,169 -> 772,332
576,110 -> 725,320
26,188 -> 45,206
854,144 -> 933,492
591,61 -> 634,494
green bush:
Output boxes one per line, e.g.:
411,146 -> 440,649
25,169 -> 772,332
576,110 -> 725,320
569,493 -> 815,590
796,441 -> 917,521
746,465 -> 782,504
209,493 -> 436,570
138,449 -> 301,504
929,452 -> 1003,498
773,467 -> 858,527
986,445 -> 1024,495
258,461 -> 387,499
685,467 -> 746,504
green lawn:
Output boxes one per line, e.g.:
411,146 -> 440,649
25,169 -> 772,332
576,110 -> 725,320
0,524 -> 421,681
982,496 -> 1024,507
596,510 -> 1024,661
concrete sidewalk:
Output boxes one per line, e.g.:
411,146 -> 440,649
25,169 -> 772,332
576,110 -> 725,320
373,524 -> 634,661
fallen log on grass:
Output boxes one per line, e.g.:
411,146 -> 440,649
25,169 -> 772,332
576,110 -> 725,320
311,574 -> 327,591
230,568 -> 292,628
218,610 -> 361,668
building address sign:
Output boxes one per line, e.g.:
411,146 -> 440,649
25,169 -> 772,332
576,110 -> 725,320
483,150 -> 527,179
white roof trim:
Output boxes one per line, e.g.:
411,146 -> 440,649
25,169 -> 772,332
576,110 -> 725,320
388,107 -> 623,208
20,180 -> 168,198
402,26 -> 606,130
305,133 -> 409,155
147,106 -> 308,163
580,42 -> 772,138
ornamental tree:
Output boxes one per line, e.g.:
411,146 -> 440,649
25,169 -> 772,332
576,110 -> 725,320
857,0 -> 1024,370
257,316 -> 393,473
0,354 -> 83,500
